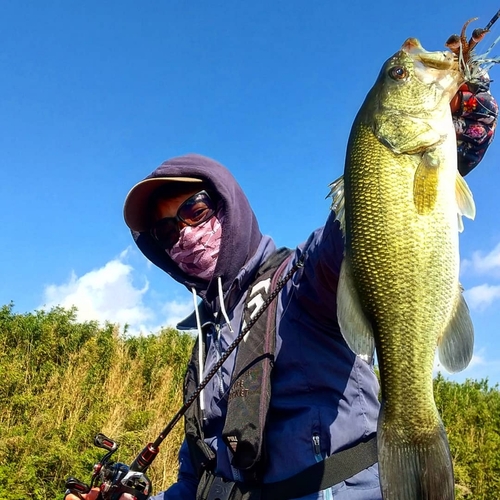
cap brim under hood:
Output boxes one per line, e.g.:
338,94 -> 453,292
125,153 -> 263,303
124,176 -> 205,232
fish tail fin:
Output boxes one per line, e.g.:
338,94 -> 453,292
378,405 -> 455,500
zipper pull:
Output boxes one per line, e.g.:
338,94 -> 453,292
312,433 -> 321,457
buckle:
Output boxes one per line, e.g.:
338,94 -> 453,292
206,476 -> 237,500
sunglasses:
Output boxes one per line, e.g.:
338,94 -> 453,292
150,190 -> 216,250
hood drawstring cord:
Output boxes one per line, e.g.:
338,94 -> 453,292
192,277 -> 234,419
192,286 -> 205,417
218,276 -> 234,333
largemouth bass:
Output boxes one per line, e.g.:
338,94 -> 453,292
329,39 -> 477,499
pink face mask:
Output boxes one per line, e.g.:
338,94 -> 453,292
166,212 -> 223,281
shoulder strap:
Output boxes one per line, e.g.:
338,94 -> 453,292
222,248 -> 293,476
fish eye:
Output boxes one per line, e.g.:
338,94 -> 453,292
389,66 -> 408,80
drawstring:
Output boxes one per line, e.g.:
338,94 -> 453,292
191,276 -> 233,418
192,287 -> 205,417
192,277 -> 232,418
218,276 -> 234,333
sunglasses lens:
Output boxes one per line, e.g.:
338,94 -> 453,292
178,192 -> 215,226
150,191 -> 217,250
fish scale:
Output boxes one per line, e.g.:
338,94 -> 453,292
347,121 -> 458,427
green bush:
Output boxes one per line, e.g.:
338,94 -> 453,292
435,373 -> 500,498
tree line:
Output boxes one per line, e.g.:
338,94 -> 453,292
0,304 -> 498,499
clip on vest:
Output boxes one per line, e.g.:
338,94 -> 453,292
206,476 -> 237,500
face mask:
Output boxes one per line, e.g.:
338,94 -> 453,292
166,212 -> 223,280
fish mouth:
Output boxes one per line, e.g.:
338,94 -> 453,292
401,37 -> 461,91
402,38 -> 456,69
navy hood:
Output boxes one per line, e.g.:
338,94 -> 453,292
126,154 -> 263,304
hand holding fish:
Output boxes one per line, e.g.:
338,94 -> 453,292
452,79 -> 498,176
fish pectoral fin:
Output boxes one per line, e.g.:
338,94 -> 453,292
327,175 -> 346,234
413,151 -> 440,215
376,113 -> 441,154
337,258 -> 375,363
437,286 -> 474,373
455,174 -> 476,233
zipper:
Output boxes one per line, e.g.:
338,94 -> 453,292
312,433 -> 334,499
312,433 -> 322,461
215,323 -> 225,397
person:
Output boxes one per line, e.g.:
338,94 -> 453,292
65,83 -> 497,500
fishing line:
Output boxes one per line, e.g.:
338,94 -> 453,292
474,8 -> 500,64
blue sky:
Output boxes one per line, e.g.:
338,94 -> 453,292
1,1 -> 500,385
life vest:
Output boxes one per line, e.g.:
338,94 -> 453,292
184,248 -> 294,484
183,248 -> 377,500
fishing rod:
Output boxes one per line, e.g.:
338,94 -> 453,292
469,8 -> 500,47
65,255 -> 304,499
484,8 -> 500,32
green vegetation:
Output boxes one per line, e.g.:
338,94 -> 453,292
435,373 -> 500,498
0,303 -> 193,499
0,303 -> 499,498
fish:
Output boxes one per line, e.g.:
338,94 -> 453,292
328,37 -> 480,499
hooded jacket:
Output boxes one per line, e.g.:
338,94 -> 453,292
131,154 -> 381,500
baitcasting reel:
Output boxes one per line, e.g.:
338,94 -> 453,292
65,433 -> 152,500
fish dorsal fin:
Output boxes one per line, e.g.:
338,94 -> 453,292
337,257 -> 375,363
455,174 -> 476,233
437,285 -> 474,373
328,175 -> 346,234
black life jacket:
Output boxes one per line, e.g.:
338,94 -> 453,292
184,248 -> 294,482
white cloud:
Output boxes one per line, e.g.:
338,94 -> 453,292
462,242 -> 500,276
460,241 -> 500,312
464,283 -> 500,311
441,349 -> 500,386
466,352 -> 487,370
40,248 -> 193,335
162,299 -> 195,330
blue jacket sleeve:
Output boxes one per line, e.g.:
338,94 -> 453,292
291,210 -> 344,326
150,439 -> 198,500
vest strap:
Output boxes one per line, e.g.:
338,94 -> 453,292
260,435 -> 378,500
197,435 -> 378,500
222,249 -> 293,474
